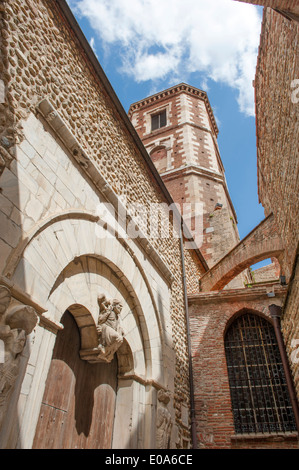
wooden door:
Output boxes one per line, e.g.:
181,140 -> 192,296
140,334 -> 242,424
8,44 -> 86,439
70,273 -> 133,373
33,310 -> 117,449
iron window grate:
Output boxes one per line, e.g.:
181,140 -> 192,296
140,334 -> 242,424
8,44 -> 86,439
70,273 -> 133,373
225,313 -> 297,434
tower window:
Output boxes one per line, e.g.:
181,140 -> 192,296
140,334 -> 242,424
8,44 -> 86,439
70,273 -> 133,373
225,312 -> 297,434
151,109 -> 167,131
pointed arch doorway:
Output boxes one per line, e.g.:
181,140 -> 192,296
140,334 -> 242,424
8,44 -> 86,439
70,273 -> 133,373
33,310 -> 118,449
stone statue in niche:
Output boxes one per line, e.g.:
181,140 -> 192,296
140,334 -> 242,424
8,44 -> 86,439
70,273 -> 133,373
156,389 -> 172,449
0,286 -> 38,431
96,294 -> 124,363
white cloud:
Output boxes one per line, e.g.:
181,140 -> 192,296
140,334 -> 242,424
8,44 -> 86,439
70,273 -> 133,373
73,0 -> 262,116
89,36 -> 98,56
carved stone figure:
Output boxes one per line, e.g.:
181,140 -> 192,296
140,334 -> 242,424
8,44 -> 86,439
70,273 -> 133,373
95,294 -> 124,363
0,286 -> 38,430
156,389 -> 172,449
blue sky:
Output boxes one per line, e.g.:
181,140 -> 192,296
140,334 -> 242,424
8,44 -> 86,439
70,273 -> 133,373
67,0 -> 269,267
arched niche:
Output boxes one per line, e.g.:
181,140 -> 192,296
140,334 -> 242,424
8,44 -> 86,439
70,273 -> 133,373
149,145 -> 168,173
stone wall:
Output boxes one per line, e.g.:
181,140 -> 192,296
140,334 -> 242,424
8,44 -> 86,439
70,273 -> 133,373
0,0 -> 202,448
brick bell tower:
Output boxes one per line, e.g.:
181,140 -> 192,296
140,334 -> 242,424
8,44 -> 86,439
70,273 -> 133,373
128,83 -> 242,275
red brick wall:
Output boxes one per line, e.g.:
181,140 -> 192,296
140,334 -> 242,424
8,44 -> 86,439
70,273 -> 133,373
189,286 -> 299,448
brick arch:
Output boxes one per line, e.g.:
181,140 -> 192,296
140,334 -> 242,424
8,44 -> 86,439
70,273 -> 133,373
199,214 -> 284,292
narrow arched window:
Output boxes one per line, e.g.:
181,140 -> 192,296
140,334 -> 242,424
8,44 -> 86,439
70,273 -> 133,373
225,312 -> 297,434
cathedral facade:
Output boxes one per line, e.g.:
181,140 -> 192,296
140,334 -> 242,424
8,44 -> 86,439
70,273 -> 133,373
0,0 -> 298,450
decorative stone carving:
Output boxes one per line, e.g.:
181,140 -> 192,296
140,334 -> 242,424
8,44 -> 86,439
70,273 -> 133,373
0,286 -> 38,430
95,294 -> 124,363
156,389 -> 172,449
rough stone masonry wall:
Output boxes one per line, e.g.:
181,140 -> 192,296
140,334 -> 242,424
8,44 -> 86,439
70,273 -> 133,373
0,0 -> 199,445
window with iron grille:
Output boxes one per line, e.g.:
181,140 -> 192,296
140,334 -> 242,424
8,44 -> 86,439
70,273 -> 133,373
151,109 -> 167,131
225,312 -> 297,434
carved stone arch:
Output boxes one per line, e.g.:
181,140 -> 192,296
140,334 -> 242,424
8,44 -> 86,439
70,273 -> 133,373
2,210 -> 100,280
223,307 -> 298,434
7,213 -> 168,375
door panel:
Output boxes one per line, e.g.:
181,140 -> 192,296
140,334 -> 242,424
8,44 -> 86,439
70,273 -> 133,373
33,310 -> 117,449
